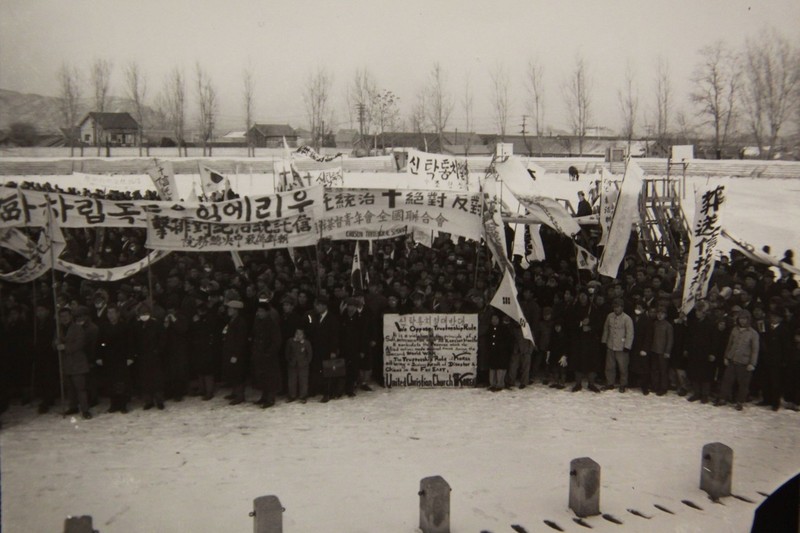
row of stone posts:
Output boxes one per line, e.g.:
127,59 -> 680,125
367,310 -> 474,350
63,442 -> 737,532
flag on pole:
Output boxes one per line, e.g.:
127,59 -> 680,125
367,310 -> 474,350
199,164 -> 228,199
351,243 -> 364,296
598,160 -> 643,278
490,268 -> 535,344
575,243 -> 598,271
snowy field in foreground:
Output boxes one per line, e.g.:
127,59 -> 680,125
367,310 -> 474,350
2,386 -> 799,532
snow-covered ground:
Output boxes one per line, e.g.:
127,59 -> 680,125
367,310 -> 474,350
2,386 -> 799,532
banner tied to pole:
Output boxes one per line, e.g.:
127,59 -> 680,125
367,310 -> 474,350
681,185 -> 726,315
598,161 -> 644,278
147,159 -> 178,201
273,159 -> 344,191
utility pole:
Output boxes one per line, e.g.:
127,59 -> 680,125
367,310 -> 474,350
520,115 -> 531,156
356,103 -> 366,150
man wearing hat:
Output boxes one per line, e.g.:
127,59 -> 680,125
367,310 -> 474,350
251,295 -> 282,408
57,306 -> 93,419
131,302 -> 166,410
222,300 -> 248,405
308,294 -> 340,402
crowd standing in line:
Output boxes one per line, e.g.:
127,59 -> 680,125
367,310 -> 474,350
1,181 -> 799,421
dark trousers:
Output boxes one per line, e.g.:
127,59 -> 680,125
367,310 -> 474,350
66,373 -> 89,413
719,363 -> 753,404
761,362 -> 783,408
651,353 -> 670,394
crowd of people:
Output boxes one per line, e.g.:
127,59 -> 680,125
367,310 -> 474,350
1,181 -> 799,422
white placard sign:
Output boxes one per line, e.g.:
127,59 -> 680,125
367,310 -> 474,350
383,313 -> 477,388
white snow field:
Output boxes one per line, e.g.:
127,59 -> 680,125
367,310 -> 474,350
2,386 -> 799,532
1,168 -> 799,532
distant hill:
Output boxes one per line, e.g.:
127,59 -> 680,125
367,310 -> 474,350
0,88 -> 163,134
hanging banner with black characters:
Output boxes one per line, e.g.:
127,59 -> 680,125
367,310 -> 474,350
320,187 -> 483,241
383,313 -> 477,388
681,185 -> 726,315
406,150 -> 469,190
598,167 -> 620,247
0,185 -> 322,228
294,145 -> 342,162
147,159 -> 179,200
273,159 -> 343,191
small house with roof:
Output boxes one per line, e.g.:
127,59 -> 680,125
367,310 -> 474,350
247,123 -> 297,148
78,112 -> 140,146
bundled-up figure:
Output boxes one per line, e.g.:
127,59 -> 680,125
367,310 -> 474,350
285,327 -> 313,402
57,306 -> 92,419
649,307 -> 674,396
601,298 -> 634,392
309,295 -> 340,402
685,302 -> 718,403
487,314 -> 512,391
758,308 -> 792,411
548,320 -> 570,389
132,302 -> 166,410
189,292 -> 222,400
716,309 -> 759,410
628,304 -> 654,394
33,303 -> 59,414
339,298 -> 369,397
251,299 -> 282,408
163,297 -> 190,402
507,321 -> 534,389
222,300 -> 249,405
97,307 -> 132,413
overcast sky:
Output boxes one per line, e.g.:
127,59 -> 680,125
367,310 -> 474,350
1,0 -> 798,135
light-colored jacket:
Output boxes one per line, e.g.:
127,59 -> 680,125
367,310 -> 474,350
725,326 -> 759,366
601,311 -> 634,352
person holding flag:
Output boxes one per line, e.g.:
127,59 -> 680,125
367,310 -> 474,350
198,164 -> 230,201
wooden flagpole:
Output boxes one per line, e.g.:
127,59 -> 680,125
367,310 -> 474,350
45,197 -> 66,416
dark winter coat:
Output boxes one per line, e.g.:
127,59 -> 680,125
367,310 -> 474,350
132,318 -> 165,391
62,321 -> 89,376
629,314 -> 654,375
487,322 -> 513,370
189,310 -> 221,376
98,319 -> 132,384
685,314 -> 717,383
222,314 -> 248,384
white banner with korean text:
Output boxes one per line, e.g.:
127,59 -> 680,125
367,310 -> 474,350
406,150 -> 469,190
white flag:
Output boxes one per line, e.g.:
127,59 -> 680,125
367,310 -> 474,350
351,243 -> 363,295
598,160 -> 643,278
490,268 -> 535,345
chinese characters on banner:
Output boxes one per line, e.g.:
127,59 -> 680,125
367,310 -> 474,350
598,169 -> 620,247
406,150 -> 469,190
146,159 -> 178,200
681,185 -> 726,314
146,214 -> 318,251
383,313 -> 477,388
320,188 -> 484,241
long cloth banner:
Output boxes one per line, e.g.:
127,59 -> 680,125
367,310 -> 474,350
319,188 -> 484,241
681,185 -> 726,315
722,229 -> 800,277
598,161 -> 644,278
383,313 -> 477,388
0,186 -> 323,228
406,150 -> 469,190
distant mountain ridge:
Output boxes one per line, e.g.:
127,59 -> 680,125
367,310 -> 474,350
0,88 -> 162,134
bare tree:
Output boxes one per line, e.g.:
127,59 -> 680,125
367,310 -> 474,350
303,66 -> 333,152
125,61 -> 147,156
617,61 -> 639,152
675,109 -> 696,145
57,62 -> 82,157
243,67 -> 255,157
563,55 -> 592,156
490,62 -> 511,140
195,63 -> 217,157
690,40 -> 742,159
425,62 -> 453,150
346,68 -> 376,149
653,56 -> 671,153
742,26 -> 800,159
462,72 -> 474,155
370,89 -> 399,151
525,58 -> 546,155
90,58 -> 113,154
163,67 -> 187,156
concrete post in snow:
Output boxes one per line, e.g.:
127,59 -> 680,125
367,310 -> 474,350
700,442 -> 733,501
63,515 -> 97,533
419,475 -> 451,533
569,457 -> 601,517
252,495 -> 284,533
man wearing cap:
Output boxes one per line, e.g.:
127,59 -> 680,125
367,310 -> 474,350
716,309 -> 760,410
222,300 -> 248,405
57,306 -> 93,419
